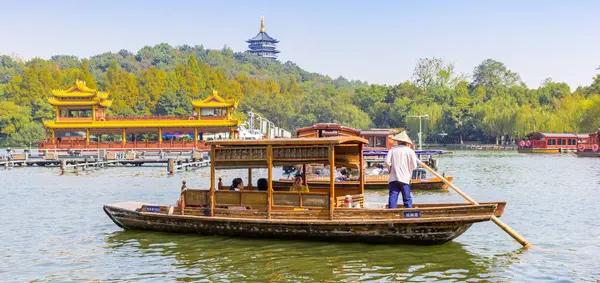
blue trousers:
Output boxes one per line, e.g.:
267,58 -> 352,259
388,181 -> 413,208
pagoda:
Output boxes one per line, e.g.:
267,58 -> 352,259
41,81 -> 242,150
246,16 -> 280,61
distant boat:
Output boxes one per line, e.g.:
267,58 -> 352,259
574,132 -> 600,157
274,149 -> 454,191
517,132 -> 589,153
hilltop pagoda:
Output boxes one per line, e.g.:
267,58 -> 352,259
246,15 -> 280,61
41,80 -> 242,150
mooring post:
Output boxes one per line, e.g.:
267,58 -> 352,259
168,158 -> 175,174
60,160 -> 67,173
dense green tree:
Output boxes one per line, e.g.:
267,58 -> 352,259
9,122 -> 46,147
1,43 -> 600,146
472,59 -> 522,91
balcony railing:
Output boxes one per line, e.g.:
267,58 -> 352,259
39,139 -> 210,150
105,115 -> 193,121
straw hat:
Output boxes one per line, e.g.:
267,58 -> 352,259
391,131 -> 413,145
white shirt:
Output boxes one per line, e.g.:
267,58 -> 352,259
385,145 -> 418,184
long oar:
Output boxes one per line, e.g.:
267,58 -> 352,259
417,160 -> 532,249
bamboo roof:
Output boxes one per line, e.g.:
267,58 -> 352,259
207,136 -> 368,146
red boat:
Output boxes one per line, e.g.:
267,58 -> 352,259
517,132 -> 589,153
575,132 -> 600,157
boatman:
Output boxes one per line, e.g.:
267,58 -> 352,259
385,131 -> 418,208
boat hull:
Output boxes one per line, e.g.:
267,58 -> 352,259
517,148 -> 573,153
574,151 -> 600,157
104,202 -> 492,245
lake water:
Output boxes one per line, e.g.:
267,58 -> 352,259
1,151 -> 599,282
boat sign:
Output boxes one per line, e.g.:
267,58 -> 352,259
403,211 -> 421,218
146,206 -> 161,213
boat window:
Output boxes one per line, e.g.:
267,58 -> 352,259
547,139 -> 557,146
375,137 -> 386,147
569,139 -> 577,145
558,139 -> 566,146
368,137 -> 375,147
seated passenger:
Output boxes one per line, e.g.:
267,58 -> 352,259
335,167 -> 347,181
229,178 -> 244,191
290,175 -> 309,192
257,178 -> 268,191
317,165 -> 330,176
371,164 -> 384,175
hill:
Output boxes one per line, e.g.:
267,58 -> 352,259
0,43 -> 599,146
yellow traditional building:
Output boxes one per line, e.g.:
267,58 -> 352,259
41,80 -> 242,150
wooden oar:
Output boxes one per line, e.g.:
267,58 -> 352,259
417,160 -> 532,249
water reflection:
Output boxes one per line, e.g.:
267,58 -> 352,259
105,230 -> 515,281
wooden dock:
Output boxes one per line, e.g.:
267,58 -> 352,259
1,148 -> 211,174
167,158 -> 210,174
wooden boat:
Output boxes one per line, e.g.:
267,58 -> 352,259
517,132 -> 589,153
272,176 -> 454,190
104,137 -> 506,245
275,149 -> 453,190
289,123 -> 453,190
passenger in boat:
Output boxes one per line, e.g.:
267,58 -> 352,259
229,178 -> 244,191
257,178 -> 268,191
370,164 -> 384,175
385,131 -> 417,208
335,167 -> 347,181
316,165 -> 330,175
290,175 -> 309,192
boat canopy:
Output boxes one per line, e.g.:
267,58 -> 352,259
363,149 -> 447,157
206,136 -> 368,169
526,132 -> 582,140
415,150 -> 447,156
363,149 -> 388,156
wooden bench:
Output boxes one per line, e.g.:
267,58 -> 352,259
272,191 -> 329,209
183,189 -> 209,207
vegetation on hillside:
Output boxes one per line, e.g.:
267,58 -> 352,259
0,43 -> 599,146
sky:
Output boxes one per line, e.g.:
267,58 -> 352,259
1,0 -> 599,89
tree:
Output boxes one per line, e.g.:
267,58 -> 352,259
9,122 -> 46,146
412,57 -> 464,91
0,101 -> 30,135
155,92 -> 191,116
80,59 -> 97,89
472,59 -> 522,90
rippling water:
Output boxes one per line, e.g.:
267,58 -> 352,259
2,151 -> 600,282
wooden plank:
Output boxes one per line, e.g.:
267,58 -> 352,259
329,144 -> 335,220
267,145 -> 273,219
206,136 -> 368,146
359,143 -> 364,198
214,208 -> 268,218
210,145 -> 216,217
248,168 -> 252,190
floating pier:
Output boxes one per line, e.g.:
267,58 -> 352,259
1,148 -> 210,174
167,158 -> 211,174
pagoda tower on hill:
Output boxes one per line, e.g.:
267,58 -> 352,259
246,15 -> 280,61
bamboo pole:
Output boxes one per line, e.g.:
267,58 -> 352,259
248,168 -> 252,190
267,145 -> 273,219
359,143 -> 364,197
329,145 -> 335,220
210,146 -> 216,217
417,160 -> 532,249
